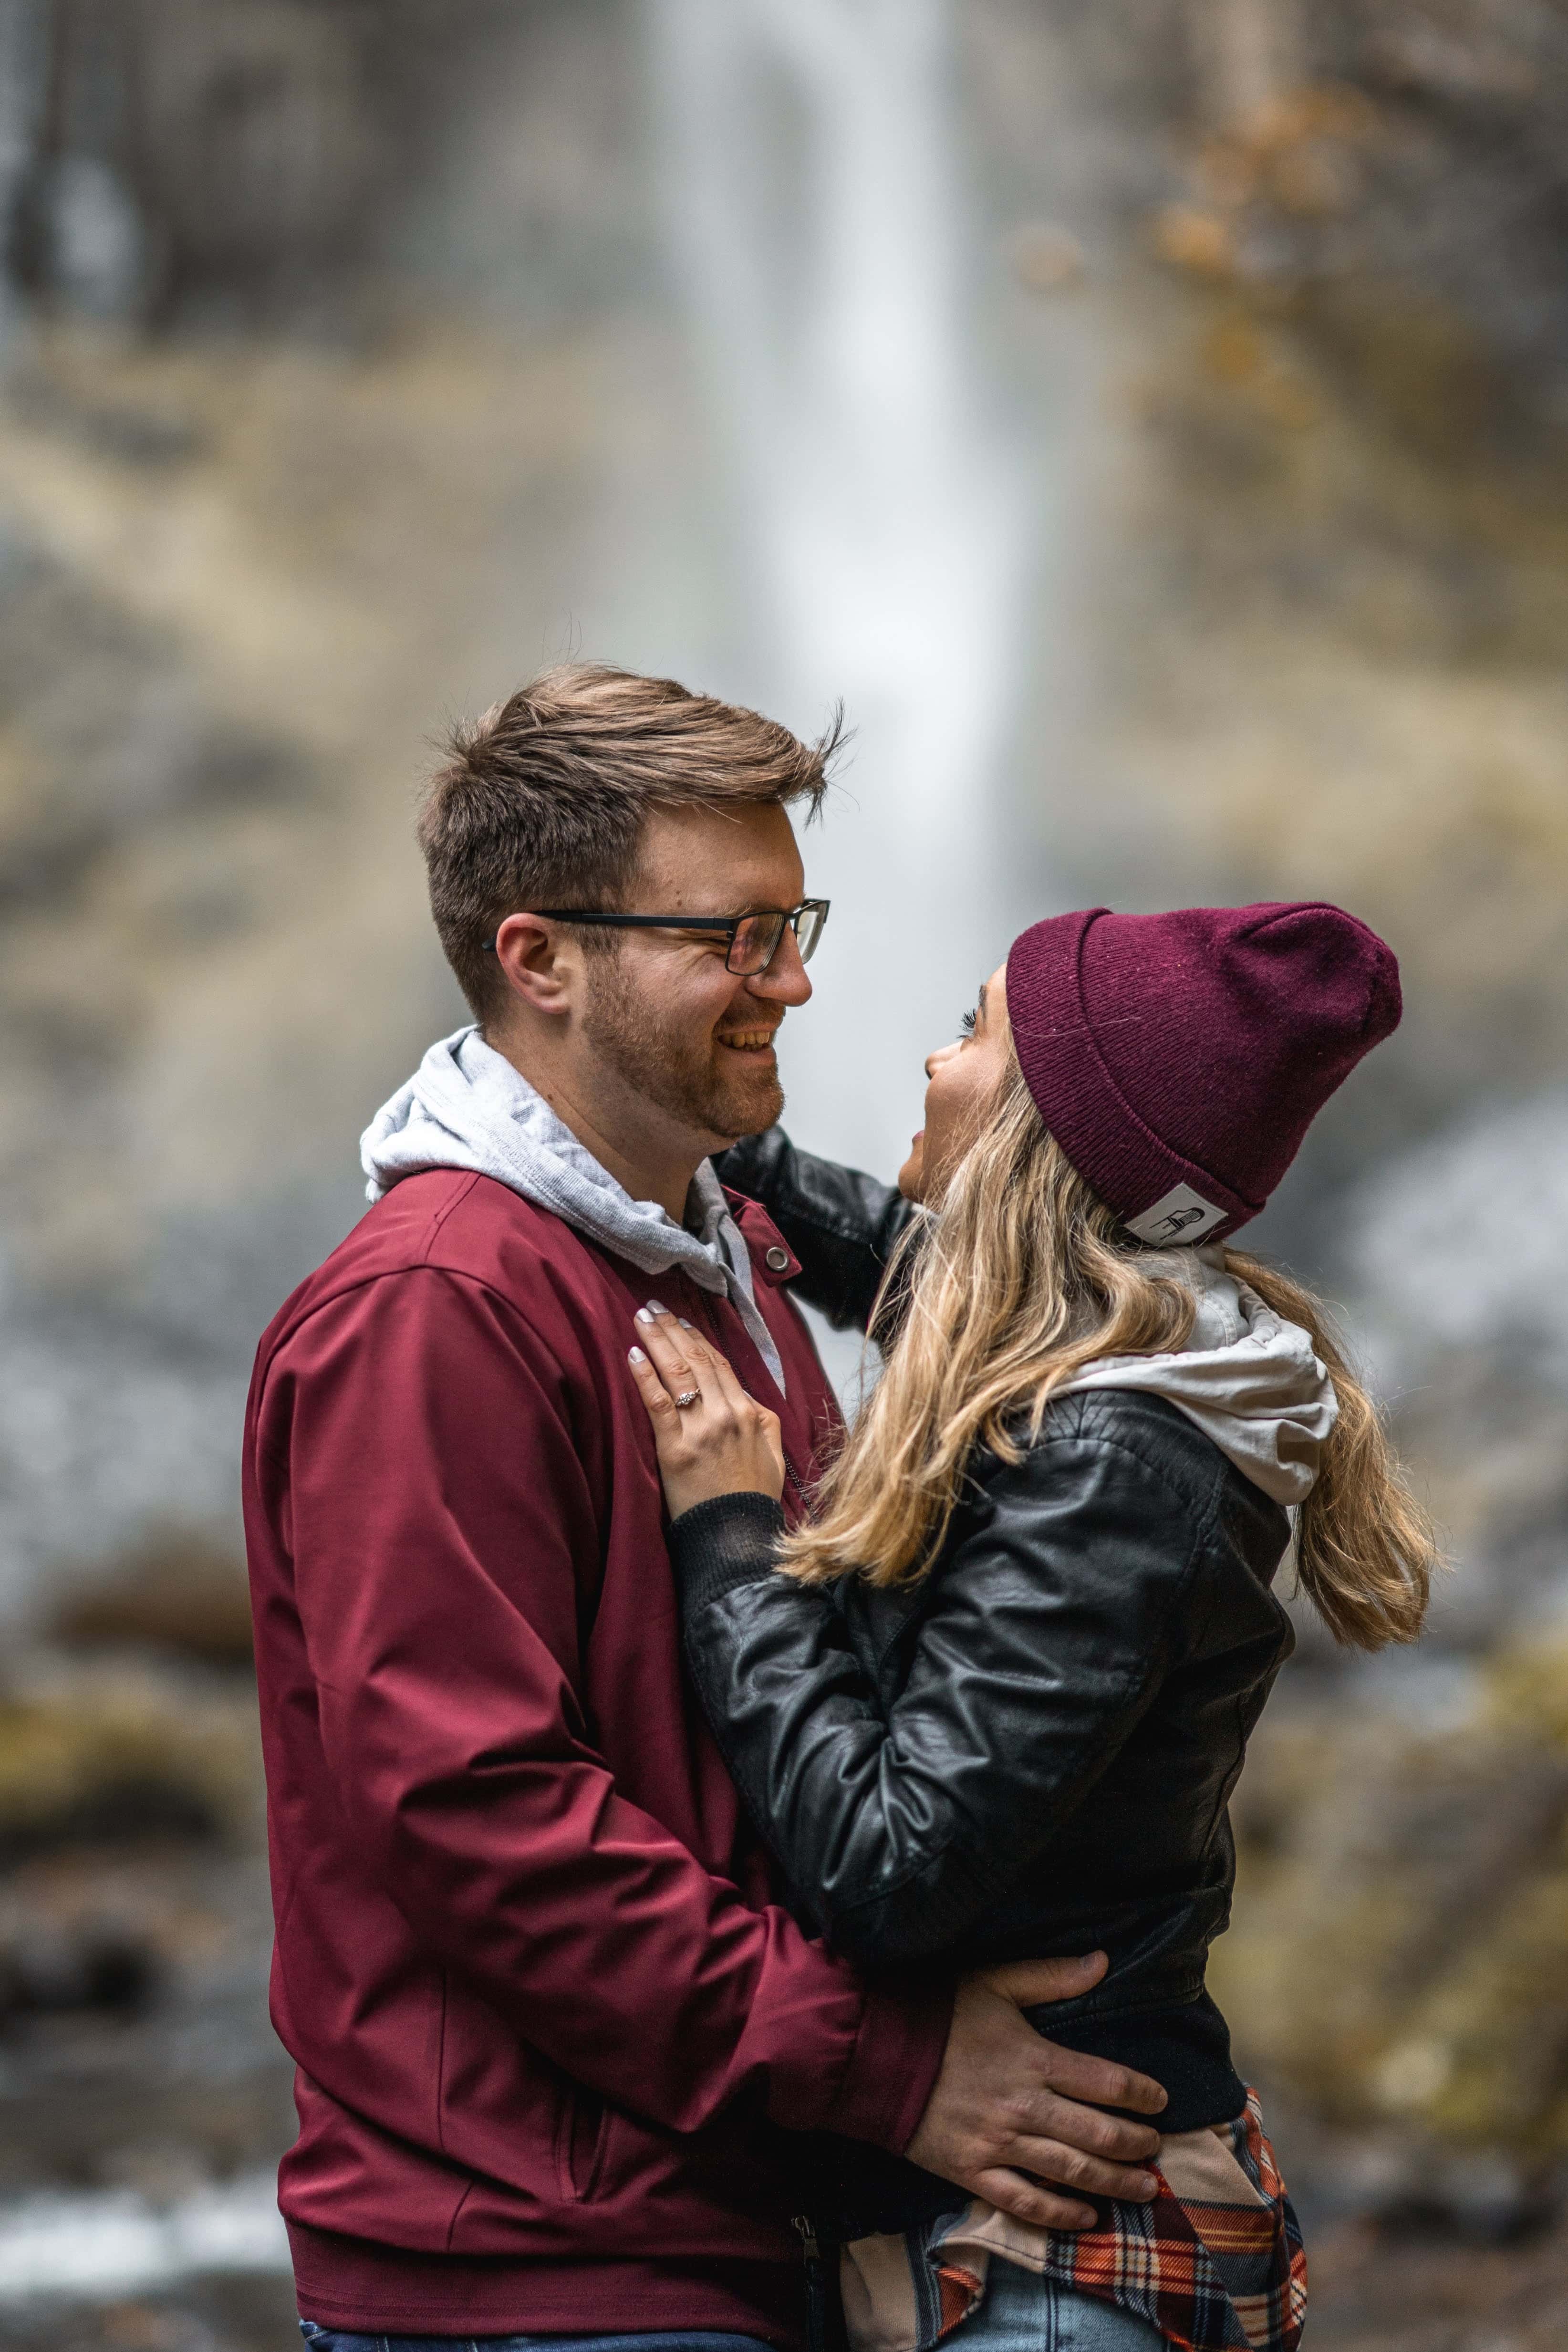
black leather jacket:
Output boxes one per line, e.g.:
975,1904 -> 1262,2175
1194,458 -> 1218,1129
688,1132 -> 1296,2224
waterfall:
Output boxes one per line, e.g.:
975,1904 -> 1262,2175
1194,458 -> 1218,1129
651,0 -> 1033,1180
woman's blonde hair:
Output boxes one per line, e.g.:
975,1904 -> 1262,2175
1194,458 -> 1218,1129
780,1052 -> 1437,1651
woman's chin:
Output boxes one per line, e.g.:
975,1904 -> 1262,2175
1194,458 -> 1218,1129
896,1149 -> 924,1203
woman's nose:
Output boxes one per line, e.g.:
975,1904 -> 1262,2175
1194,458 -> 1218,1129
925,1041 -> 959,1079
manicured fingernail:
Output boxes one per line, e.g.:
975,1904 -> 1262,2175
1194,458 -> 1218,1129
628,1346 -> 647,1363
635,1305 -> 656,1323
677,1318 -> 695,1329
643,1299 -> 668,1316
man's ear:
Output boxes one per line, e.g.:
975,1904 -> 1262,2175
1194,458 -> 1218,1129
493,913 -> 576,1017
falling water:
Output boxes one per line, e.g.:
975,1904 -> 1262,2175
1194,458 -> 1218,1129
651,0 -> 1036,1182
0,2175 -> 289,2303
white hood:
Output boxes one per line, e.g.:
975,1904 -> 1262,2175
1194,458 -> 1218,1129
1057,1246 -> 1337,1506
360,1025 -> 786,1393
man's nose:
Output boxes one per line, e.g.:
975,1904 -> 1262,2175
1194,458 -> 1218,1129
748,924 -> 812,1007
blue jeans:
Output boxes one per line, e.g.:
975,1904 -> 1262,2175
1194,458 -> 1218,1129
299,2332 -> 771,2352
945,2259 -> 1163,2349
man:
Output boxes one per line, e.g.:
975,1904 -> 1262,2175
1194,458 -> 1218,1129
243,665 -> 1166,2348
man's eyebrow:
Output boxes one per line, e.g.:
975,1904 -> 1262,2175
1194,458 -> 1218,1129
675,896 -> 792,916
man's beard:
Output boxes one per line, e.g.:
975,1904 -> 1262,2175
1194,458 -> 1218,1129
582,953 -> 784,1145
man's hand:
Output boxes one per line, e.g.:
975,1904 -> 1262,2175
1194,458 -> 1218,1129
905,1953 -> 1167,2232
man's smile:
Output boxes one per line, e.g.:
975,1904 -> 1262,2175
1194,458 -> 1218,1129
716,1025 -> 779,1056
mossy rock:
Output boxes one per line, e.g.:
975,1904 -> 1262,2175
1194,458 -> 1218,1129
1214,1650 -> 1568,2154
49,1529 -> 254,1669
0,1670 -> 260,1857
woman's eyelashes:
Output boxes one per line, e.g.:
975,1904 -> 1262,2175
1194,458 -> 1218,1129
959,1006 -> 977,1039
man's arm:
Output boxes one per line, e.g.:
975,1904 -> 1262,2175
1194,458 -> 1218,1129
262,1264 -> 935,2149
259,1270 -> 1163,2225
715,1128 -> 918,1333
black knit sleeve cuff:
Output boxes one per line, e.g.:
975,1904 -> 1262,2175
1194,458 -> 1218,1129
668,1492 -> 788,1614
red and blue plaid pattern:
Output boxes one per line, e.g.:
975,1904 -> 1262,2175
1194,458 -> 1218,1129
921,2091 -> 1307,2352
1032,2092 -> 1304,2351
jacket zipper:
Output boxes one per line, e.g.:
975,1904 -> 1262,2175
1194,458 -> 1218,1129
795,2212 -> 842,2352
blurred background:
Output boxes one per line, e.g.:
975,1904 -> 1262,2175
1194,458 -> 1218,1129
0,0 -> 1566,2344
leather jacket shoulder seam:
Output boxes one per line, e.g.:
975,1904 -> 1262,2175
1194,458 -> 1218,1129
1001,1411 -> 1225,1519
983,1423 -> 1228,1684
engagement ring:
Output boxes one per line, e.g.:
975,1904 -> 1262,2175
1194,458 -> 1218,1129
674,1389 -> 702,1410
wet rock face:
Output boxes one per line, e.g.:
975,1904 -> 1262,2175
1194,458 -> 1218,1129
4,0 -> 605,331
7,0 -> 445,325
1080,0 -> 1568,402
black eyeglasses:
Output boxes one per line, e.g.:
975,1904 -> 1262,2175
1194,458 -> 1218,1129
484,899 -> 830,977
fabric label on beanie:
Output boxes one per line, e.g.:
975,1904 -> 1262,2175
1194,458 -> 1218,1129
1126,1182 -> 1229,1247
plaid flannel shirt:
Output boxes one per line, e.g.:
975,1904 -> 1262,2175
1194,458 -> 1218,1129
840,2089 -> 1307,2352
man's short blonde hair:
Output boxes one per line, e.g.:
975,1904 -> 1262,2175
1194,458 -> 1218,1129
417,663 -> 841,1020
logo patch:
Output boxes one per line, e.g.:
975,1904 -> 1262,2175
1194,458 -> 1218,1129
1125,1182 -> 1228,1247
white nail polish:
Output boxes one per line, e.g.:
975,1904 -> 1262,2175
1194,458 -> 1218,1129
635,1306 -> 655,1323
644,1300 -> 668,1316
677,1319 -> 695,1329
628,1345 -> 647,1363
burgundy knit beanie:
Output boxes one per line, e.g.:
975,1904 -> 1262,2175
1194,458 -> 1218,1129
1004,902 -> 1401,1244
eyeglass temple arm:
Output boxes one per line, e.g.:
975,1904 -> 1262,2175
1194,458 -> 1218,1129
482,912 -> 739,951
482,905 -> 824,952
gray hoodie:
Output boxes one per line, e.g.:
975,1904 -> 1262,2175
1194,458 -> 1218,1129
361,1026 -> 787,1393
1057,1245 -> 1338,1506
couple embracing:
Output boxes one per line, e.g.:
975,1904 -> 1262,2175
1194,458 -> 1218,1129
244,665 -> 1434,2352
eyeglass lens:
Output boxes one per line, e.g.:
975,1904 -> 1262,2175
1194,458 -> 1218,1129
794,902 -> 826,963
727,911 -> 789,975
726,905 -> 828,975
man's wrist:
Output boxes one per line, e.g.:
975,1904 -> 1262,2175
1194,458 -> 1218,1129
824,1974 -> 956,2153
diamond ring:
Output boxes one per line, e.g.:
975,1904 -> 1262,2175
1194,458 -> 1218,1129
674,1389 -> 702,1410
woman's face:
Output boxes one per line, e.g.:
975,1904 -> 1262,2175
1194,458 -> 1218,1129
897,958 -> 1013,1204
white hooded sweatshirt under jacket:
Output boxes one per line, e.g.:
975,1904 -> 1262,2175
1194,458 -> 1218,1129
360,1025 -> 787,1393
1055,1243 -> 1338,1506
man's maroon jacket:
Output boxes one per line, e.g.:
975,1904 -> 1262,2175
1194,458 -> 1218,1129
242,1166 -> 950,2344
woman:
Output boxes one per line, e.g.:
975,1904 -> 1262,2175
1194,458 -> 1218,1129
625,904 -> 1437,2352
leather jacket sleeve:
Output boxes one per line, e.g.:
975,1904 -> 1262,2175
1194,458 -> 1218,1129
669,1406 -> 1218,1969
714,1128 -> 920,1333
